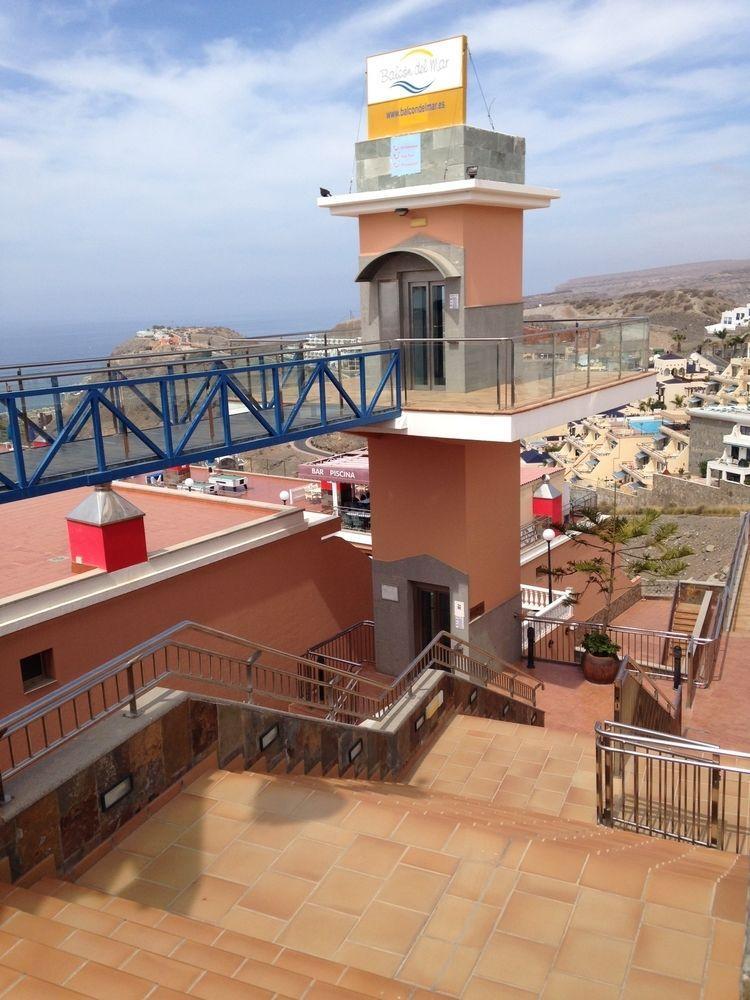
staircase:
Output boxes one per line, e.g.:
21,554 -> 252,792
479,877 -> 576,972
671,601 -> 701,635
0,717 -> 742,998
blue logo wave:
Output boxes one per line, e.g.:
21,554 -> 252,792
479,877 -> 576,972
390,79 -> 434,95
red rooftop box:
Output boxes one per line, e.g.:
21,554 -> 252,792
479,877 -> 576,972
66,484 -> 147,572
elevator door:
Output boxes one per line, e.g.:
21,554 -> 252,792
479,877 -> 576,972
408,282 -> 445,389
413,583 -> 451,654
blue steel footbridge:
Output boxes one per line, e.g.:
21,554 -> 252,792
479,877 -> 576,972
0,342 -> 401,503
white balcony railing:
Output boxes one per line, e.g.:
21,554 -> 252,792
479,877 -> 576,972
521,584 -> 573,651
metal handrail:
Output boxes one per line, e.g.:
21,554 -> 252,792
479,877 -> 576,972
0,619 -> 542,798
595,719 -> 750,852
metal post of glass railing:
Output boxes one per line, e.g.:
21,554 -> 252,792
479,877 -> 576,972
587,327 -> 592,388
551,331 -> 556,397
618,322 -> 623,379
496,342 -> 501,409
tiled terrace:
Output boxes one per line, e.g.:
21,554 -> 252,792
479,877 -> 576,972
19,714 -> 735,998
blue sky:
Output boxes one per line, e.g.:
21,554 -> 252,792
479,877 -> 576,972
1,0 -> 749,335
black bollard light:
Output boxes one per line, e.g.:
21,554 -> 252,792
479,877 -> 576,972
673,644 -> 682,690
527,625 -> 536,670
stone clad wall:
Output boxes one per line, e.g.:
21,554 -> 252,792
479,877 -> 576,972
355,126 -> 525,192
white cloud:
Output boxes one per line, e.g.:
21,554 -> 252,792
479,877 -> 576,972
0,0 -> 748,330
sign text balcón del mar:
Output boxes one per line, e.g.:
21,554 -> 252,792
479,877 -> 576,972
366,35 -> 467,140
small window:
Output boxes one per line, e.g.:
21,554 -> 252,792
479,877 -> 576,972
20,649 -> 54,692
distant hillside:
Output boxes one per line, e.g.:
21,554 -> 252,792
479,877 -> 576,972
535,259 -> 750,302
525,261 -> 750,351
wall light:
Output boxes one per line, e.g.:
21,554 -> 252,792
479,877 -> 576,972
279,490 -> 290,505
349,740 -> 363,763
394,207 -> 409,216
259,725 -> 279,751
466,165 -> 479,178
469,688 -> 478,705
101,775 -> 133,811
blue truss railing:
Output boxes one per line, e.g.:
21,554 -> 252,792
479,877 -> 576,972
0,349 -> 401,503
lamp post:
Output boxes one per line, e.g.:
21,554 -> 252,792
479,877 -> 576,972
542,527 -> 556,606
279,490 -> 290,506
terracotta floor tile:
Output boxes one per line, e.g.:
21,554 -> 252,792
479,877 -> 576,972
398,935 -> 452,988
154,793 -> 214,827
559,802 -> 596,823
519,841 -> 588,883
712,875 -> 748,922
58,927 -> 136,967
206,841 -> 278,886
711,918 -> 745,965
483,866 -> 520,906
580,855 -> 650,898
508,761 -> 543,779
177,814 -> 248,853
632,923 -> 709,981
156,911 -> 221,945
117,879 -> 180,909
472,760 -> 508,780
170,874 -> 246,922
644,870 -> 715,914
2,977 -> 73,1000
534,772 -> 572,793
0,930 -> 20,958
463,975 -> 535,999
448,861 -> 495,901
542,971 -> 619,999
298,820 -> 357,848
276,947 -> 343,984
498,890 -> 573,946
188,970 -> 274,999
101,895 -> 165,927
571,888 -> 642,940
52,901 -> 121,936
401,846 -> 459,877
237,813 -> 300,851
2,910 -> 71,948
339,964 -> 418,999
430,779 -> 466,796
462,777 -> 501,800
543,758 -> 579,777
208,799 -> 260,823
434,943 -> 481,995
514,873 -> 579,905
1,938 -> 83,984
527,788 -> 566,815
66,960 -> 154,999
218,905 -> 285,941
278,903 -> 356,958
348,899 -> 426,954
140,845 -> 209,891
341,802 -> 406,838
206,773 -> 269,806
238,870 -> 312,920
170,938 -> 244,976
4,888 -> 65,919
474,932 -> 556,991
500,774 -> 536,795
271,837 -> 342,882
334,941 -> 403,977
78,849 -> 148,893
444,826 -> 509,863
339,835 -> 405,877
122,950 -> 201,992
481,749 -> 517,766
213,929 -> 281,962
377,864 -> 448,913
555,928 -> 631,986
119,819 -> 181,857
423,893 -> 474,942
642,901 -> 712,937
492,790 -> 530,809
251,782 -> 313,817
622,968 -> 701,999
392,813 -> 456,851
112,920 -> 183,956
234,955 -> 313,996
438,763 -> 473,784
289,789 -> 356,824
704,960 -> 743,1000
309,866 -> 381,916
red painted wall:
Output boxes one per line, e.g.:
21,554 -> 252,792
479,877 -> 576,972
4,523 -> 374,715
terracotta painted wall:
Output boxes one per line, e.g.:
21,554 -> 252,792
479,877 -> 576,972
2,524 -> 374,716
367,433 -> 519,613
358,204 -> 523,307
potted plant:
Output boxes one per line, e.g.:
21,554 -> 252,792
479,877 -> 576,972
537,484 -> 692,684
580,631 -> 621,684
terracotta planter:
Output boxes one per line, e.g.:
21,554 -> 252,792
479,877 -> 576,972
582,651 -> 619,685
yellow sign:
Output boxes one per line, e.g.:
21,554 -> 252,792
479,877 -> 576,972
366,35 -> 467,140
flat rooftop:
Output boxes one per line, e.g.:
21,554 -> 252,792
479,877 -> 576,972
1,485 -> 281,601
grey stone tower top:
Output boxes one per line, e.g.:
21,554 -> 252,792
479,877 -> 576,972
355,125 -> 525,193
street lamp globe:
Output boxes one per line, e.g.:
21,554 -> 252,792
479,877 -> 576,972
542,527 -> 556,543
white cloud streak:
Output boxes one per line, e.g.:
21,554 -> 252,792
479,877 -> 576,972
0,0 -> 748,329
